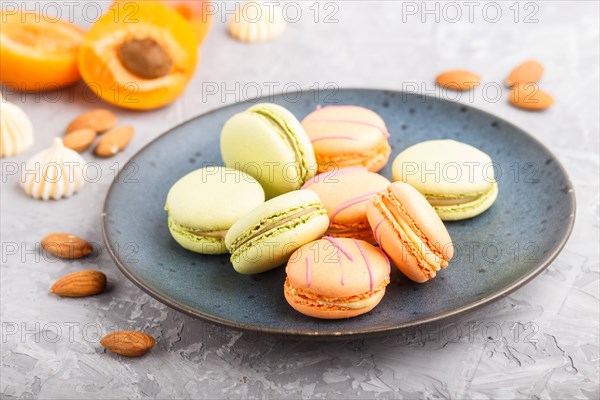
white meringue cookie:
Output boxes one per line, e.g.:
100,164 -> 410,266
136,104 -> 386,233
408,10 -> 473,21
22,138 -> 87,200
0,96 -> 34,157
228,1 -> 286,43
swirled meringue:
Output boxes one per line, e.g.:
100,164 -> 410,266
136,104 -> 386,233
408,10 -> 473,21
0,96 -> 34,157
21,138 -> 86,200
228,1 -> 286,43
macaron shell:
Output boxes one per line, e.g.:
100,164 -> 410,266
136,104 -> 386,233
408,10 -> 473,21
286,238 -> 390,298
221,113 -> 299,198
165,167 -> 264,230
226,190 -> 329,274
367,203 -> 431,283
248,103 -> 316,169
356,142 -> 391,173
284,283 -> 386,319
301,105 -> 391,173
435,180 -> 499,221
230,213 -> 329,274
168,223 -> 228,255
249,103 -> 317,183
221,103 -> 316,199
302,106 -> 388,153
225,190 -> 323,249
388,182 -> 454,260
391,139 -> 495,196
367,182 -> 454,283
302,168 -> 390,239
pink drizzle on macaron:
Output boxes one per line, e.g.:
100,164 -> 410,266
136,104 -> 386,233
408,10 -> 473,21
307,105 -> 390,137
372,219 -> 384,244
308,118 -> 390,137
311,135 -> 359,143
323,236 -> 354,261
329,191 -> 382,227
354,239 -> 374,294
305,256 -> 312,287
323,236 -> 354,286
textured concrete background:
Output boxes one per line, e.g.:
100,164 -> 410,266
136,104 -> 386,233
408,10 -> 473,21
1,1 -> 599,398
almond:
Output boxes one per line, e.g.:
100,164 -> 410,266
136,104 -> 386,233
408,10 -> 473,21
51,270 -> 107,297
67,109 -> 117,133
509,83 -> 554,111
63,128 -> 97,153
506,60 -> 544,87
41,232 -> 93,259
436,70 -> 481,91
95,125 -> 135,158
100,331 -> 155,357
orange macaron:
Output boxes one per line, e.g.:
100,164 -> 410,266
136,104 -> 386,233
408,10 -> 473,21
302,168 -> 390,242
367,182 -> 454,283
284,237 -> 391,319
301,105 -> 391,173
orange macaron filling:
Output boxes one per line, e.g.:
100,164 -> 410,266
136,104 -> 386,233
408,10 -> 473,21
369,183 -> 454,283
284,277 -> 389,311
328,221 -> 374,242
315,141 -> 391,173
377,193 -> 446,276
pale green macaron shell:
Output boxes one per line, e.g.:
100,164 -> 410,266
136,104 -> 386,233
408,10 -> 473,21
225,190 -> 329,274
165,167 -> 265,254
392,139 -> 498,221
220,103 -> 317,199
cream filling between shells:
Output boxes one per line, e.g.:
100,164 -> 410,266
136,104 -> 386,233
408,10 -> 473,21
378,192 -> 447,273
229,204 -> 325,253
287,279 -> 389,310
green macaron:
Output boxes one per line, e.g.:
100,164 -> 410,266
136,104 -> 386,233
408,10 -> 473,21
392,139 -> 498,221
225,190 -> 329,274
220,103 -> 317,199
165,167 -> 265,254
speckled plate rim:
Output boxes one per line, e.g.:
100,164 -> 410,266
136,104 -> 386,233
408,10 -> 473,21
102,88 -> 576,339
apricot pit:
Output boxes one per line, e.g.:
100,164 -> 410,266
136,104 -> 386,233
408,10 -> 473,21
117,38 -> 173,80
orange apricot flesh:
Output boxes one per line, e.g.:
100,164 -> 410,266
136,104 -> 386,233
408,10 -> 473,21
167,0 -> 213,45
79,1 -> 199,110
0,12 -> 85,91
114,0 -> 213,45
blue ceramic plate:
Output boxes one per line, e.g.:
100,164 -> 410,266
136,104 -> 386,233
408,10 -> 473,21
102,89 -> 575,338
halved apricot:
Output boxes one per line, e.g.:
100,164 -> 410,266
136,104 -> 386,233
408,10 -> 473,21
79,1 -> 198,110
115,0 -> 213,45
0,12 -> 85,91
167,1 -> 213,45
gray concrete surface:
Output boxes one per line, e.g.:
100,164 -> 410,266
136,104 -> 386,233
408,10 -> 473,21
1,1 -> 599,398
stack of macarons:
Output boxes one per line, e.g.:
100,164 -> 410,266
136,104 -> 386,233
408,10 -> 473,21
164,102 -> 499,320
166,104 -> 328,273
